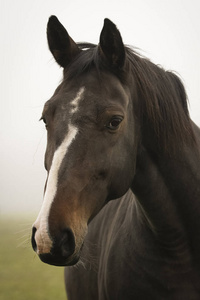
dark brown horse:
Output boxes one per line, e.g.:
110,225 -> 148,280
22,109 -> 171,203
32,16 -> 200,299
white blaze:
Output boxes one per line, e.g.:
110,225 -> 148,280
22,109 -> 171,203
70,87 -> 85,114
33,87 -> 85,254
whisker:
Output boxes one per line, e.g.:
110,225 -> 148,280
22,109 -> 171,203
17,238 -> 31,249
71,240 -> 99,273
14,228 -> 31,235
16,234 -> 30,240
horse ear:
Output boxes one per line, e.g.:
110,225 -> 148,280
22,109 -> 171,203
47,16 -> 80,68
99,19 -> 125,69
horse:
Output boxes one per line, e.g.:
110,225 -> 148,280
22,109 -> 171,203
31,16 -> 200,299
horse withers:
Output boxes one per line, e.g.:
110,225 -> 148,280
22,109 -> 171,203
31,16 -> 200,299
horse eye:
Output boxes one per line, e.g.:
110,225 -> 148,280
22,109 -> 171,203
107,116 -> 123,130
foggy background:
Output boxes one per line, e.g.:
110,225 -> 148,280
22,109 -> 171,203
1,0 -> 200,216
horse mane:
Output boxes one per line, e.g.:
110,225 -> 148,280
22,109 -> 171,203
65,43 -> 195,153
125,47 -> 196,152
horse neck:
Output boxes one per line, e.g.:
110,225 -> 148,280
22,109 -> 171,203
132,125 -> 200,255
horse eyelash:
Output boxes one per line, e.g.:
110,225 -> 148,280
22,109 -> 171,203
39,116 -> 46,124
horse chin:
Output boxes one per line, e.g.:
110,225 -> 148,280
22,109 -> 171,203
38,251 -> 80,267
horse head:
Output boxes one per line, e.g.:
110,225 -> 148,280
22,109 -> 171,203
32,17 -> 138,266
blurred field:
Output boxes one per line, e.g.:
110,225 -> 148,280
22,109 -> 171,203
0,216 -> 67,300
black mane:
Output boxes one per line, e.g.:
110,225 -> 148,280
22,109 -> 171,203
125,47 -> 195,152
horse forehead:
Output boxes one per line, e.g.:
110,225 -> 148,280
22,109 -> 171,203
69,86 -> 85,112
50,74 -> 129,120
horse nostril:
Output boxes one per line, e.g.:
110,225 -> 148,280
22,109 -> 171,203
31,226 -> 37,252
58,228 -> 75,259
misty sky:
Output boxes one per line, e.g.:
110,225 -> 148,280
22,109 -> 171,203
1,0 -> 200,215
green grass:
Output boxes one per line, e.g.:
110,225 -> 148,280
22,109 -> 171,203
0,216 -> 67,300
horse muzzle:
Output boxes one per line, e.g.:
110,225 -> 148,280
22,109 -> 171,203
31,226 -> 80,266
